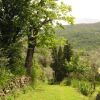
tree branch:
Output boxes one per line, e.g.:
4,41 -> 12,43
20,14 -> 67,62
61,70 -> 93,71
34,19 -> 52,31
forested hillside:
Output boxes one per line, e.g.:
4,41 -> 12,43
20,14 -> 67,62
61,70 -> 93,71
57,22 -> 100,50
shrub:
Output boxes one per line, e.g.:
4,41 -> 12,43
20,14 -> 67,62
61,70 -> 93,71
0,49 -> 8,67
33,47 -> 54,84
35,47 -> 52,68
14,65 -> 26,76
30,59 -> 45,83
43,67 -> 54,84
0,67 -> 14,88
78,81 -> 94,96
7,42 -> 25,75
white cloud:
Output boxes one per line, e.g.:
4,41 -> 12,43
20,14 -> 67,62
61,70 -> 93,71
62,0 -> 100,23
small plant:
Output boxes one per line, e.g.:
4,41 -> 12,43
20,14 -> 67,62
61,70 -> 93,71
79,81 -> 94,96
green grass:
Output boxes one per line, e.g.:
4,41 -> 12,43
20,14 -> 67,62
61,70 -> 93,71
5,85 -> 88,100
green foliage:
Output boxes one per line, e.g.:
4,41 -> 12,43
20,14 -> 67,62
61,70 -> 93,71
66,53 -> 91,80
0,0 -> 31,75
51,41 -> 73,82
7,42 -> 26,75
0,43 -> 26,89
0,49 -> 8,67
34,47 -> 52,68
57,22 -> 100,50
0,67 -> 14,88
63,40 -> 73,62
51,46 -> 65,82
32,48 -> 54,84
0,0 -> 74,74
0,0 -> 74,90
29,58 -> 47,83
25,0 -> 74,49
0,0 -> 31,46
71,79 -> 95,96
79,81 -> 94,96
0,49 -> 14,88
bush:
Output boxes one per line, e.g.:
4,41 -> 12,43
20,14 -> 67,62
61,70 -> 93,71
0,49 -> 8,67
35,47 -> 52,68
7,42 -> 25,75
30,59 -> 45,83
43,67 -> 54,84
14,65 -> 27,76
78,81 -> 94,96
33,48 -> 54,84
0,67 -> 14,88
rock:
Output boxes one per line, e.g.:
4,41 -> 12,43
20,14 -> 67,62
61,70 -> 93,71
3,88 -> 10,94
20,76 -> 25,84
0,75 -> 31,97
5,89 -> 10,94
0,90 -> 5,96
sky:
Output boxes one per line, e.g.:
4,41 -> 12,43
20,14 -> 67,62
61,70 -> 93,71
63,0 -> 100,23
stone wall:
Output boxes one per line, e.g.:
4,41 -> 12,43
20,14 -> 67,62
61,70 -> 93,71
0,75 -> 31,97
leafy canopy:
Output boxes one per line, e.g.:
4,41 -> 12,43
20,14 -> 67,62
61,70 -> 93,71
26,0 -> 74,47
0,0 -> 74,47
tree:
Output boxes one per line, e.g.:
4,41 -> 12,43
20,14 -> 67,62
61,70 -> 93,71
0,0 -> 74,73
0,0 -> 31,71
0,0 -> 30,47
25,0 -> 74,72
57,46 -> 66,81
63,40 -> 73,62
51,41 -> 73,82
51,46 -> 66,82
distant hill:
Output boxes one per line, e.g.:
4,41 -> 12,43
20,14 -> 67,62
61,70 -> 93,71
75,18 -> 100,24
57,22 -> 100,50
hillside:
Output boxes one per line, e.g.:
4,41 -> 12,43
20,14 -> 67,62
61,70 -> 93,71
57,22 -> 100,50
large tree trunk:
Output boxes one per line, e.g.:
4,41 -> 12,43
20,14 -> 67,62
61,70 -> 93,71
25,34 -> 36,73
25,45 -> 35,69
